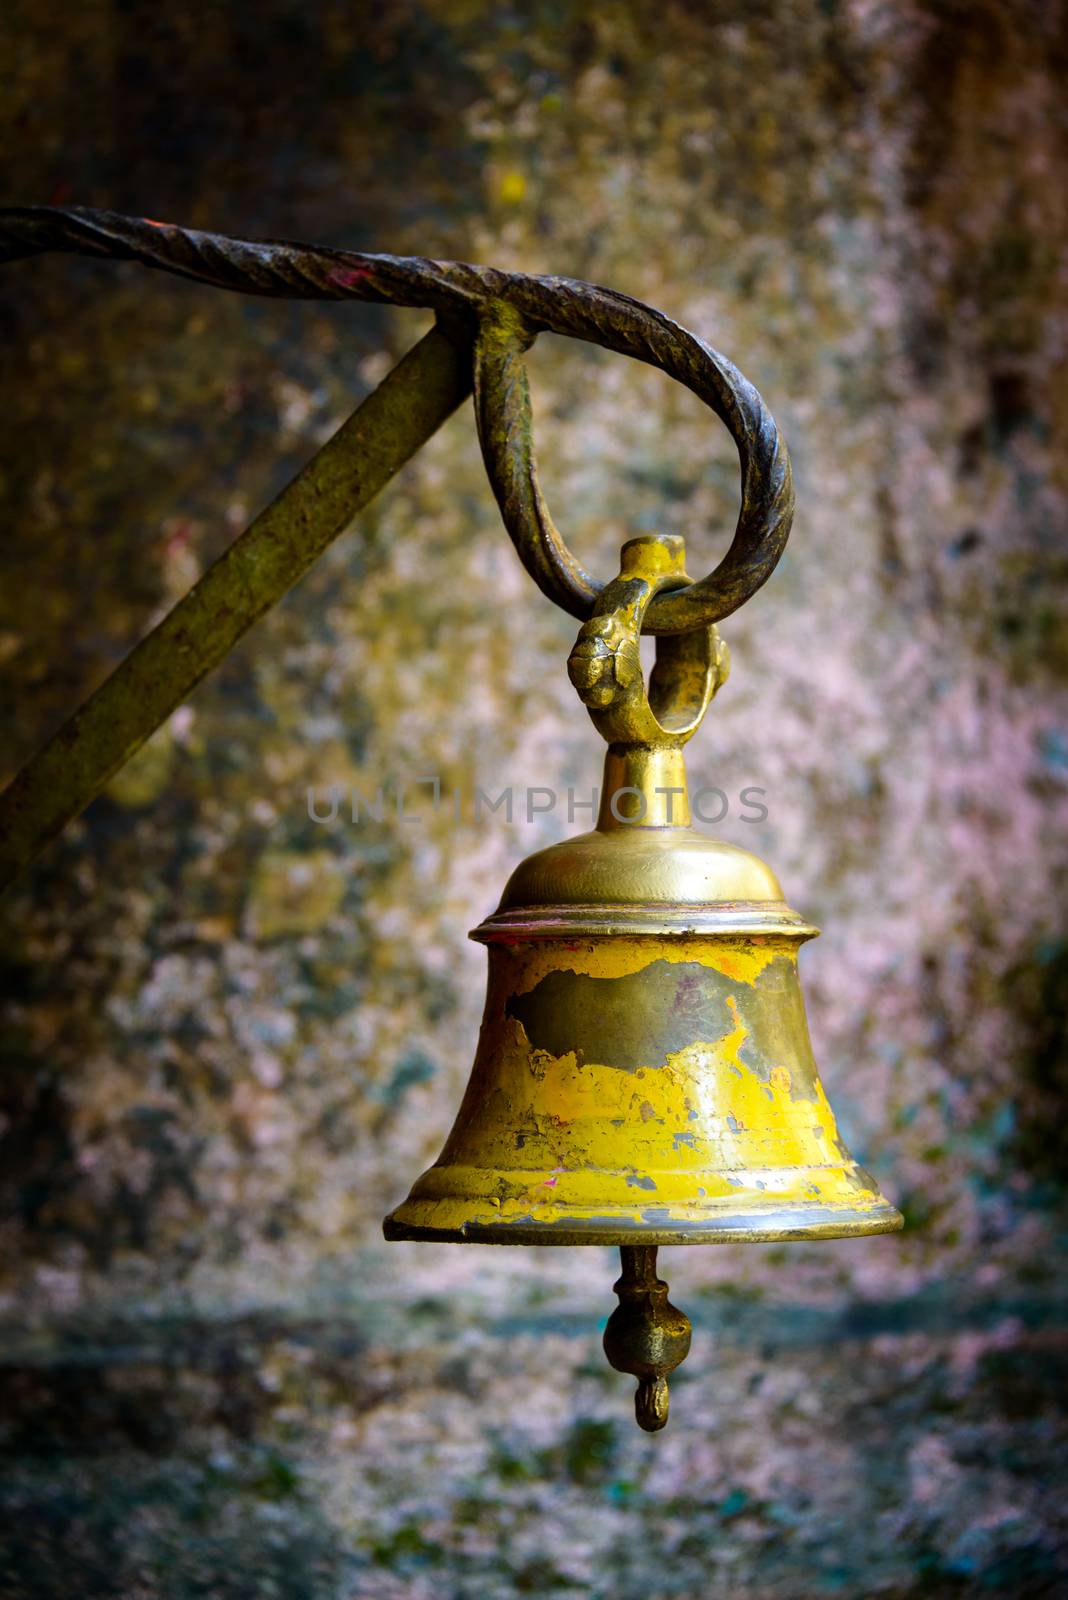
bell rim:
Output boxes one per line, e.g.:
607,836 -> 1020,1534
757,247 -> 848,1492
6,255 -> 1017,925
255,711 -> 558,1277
472,899 -> 818,943
383,1200 -> 904,1246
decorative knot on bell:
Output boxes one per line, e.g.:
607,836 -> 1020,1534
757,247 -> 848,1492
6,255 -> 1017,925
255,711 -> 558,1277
567,614 -> 640,709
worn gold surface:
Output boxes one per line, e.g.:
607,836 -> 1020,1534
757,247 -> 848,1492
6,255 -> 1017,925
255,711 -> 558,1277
382,926 -> 900,1245
486,808 -> 806,930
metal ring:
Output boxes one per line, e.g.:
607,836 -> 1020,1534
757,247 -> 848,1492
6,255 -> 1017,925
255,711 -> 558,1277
566,535 -> 729,747
473,301 -> 794,636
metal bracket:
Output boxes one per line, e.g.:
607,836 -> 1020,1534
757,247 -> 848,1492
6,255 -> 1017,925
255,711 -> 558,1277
0,207 -> 794,889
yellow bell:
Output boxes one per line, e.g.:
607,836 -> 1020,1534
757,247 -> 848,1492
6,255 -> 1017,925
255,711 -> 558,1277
385,535 -> 901,1429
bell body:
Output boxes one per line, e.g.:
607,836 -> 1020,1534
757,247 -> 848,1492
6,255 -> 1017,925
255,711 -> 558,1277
384,761 -> 902,1246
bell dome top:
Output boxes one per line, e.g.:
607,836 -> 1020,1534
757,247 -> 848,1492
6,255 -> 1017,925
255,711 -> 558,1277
474,816 -> 817,943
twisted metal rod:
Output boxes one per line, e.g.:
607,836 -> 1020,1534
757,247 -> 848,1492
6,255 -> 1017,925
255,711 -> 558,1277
0,207 -> 794,632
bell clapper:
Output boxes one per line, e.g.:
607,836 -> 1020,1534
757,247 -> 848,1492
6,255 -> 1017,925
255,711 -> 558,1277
603,1246 -> 692,1432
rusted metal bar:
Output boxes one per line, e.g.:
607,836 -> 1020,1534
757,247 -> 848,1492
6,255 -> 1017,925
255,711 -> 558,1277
0,320 -> 473,891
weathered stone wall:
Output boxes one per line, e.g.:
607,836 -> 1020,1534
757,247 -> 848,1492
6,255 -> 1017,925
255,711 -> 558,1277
1,3 -> 1067,1595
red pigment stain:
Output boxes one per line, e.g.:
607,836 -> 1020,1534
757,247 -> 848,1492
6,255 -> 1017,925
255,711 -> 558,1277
542,1176 -> 558,1188
164,521 -> 193,554
329,264 -> 372,288
142,218 -> 172,229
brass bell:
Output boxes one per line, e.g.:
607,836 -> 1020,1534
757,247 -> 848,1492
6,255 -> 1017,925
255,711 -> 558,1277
385,534 -> 902,1430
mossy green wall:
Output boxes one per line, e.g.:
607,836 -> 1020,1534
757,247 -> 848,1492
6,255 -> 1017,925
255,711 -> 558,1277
1,3 -> 1067,1594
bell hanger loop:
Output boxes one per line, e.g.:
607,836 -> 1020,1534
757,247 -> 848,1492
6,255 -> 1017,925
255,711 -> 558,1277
567,533 -> 731,830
